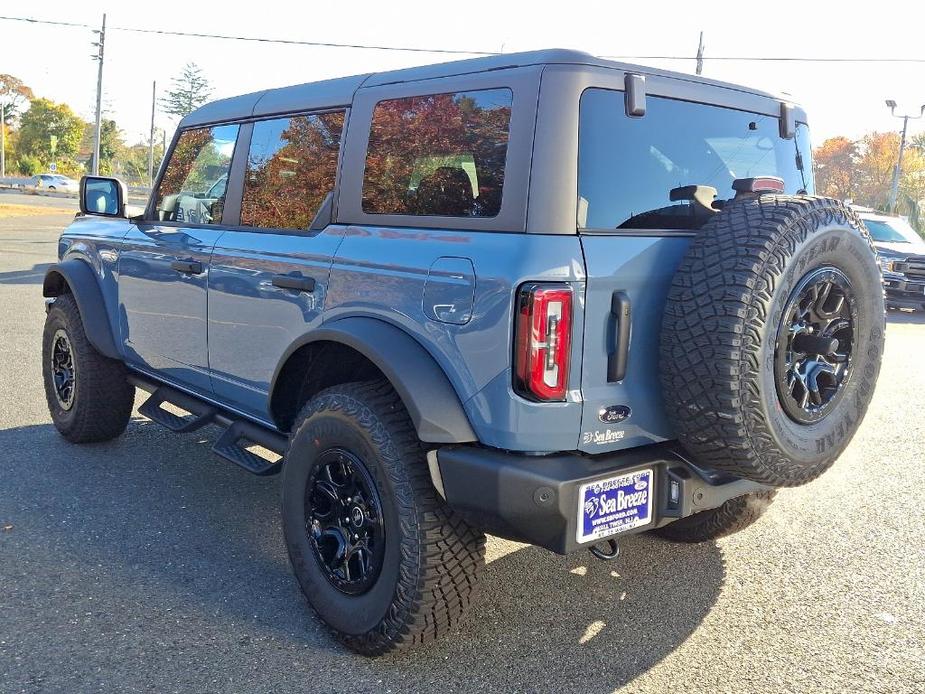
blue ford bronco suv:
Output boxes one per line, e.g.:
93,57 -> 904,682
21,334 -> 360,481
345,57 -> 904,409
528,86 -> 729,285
42,50 -> 884,655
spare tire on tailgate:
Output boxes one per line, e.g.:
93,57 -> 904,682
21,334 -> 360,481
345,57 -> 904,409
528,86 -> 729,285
660,195 -> 884,487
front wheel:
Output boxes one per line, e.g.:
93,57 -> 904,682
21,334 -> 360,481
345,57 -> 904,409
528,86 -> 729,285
42,294 -> 134,442
281,381 -> 485,656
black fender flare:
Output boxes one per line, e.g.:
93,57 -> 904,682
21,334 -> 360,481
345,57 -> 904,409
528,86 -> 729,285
270,317 -> 477,444
43,259 -> 120,359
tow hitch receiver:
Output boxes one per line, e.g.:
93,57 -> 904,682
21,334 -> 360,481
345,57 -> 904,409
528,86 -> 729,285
589,538 -> 620,561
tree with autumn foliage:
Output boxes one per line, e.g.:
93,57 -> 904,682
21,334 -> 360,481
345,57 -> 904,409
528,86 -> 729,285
0,74 -> 33,125
814,131 -> 925,231
814,136 -> 858,201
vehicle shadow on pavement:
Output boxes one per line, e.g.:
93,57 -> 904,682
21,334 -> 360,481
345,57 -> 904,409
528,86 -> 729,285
0,418 -> 724,692
386,534 -> 725,690
0,263 -> 52,285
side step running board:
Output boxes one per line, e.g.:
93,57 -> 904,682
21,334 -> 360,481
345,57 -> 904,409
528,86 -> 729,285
132,377 -> 287,476
212,421 -> 287,476
138,386 -> 216,433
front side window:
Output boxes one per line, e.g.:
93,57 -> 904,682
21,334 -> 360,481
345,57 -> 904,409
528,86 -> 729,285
578,89 -> 813,230
153,123 -> 239,225
362,88 -> 513,218
240,111 -> 345,230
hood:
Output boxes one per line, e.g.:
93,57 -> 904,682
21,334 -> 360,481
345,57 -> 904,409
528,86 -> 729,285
873,240 -> 925,258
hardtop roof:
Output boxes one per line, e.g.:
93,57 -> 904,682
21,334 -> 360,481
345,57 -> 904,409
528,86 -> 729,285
180,48 -> 794,128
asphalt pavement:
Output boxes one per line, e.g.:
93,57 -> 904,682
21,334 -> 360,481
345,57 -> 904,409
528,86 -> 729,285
1,210 -> 923,693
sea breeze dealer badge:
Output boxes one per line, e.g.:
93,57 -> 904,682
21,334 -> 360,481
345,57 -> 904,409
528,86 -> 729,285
576,469 -> 654,544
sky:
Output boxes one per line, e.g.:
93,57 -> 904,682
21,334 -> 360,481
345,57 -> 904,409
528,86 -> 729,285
1,0 -> 923,147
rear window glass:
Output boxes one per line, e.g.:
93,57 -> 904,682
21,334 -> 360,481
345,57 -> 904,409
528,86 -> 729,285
241,111 -> 345,230
578,89 -> 813,231
362,88 -> 512,218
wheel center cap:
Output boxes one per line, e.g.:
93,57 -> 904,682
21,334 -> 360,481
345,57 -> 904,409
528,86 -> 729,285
350,506 -> 365,527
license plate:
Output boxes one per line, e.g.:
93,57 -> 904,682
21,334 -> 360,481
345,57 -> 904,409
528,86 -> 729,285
576,469 -> 654,544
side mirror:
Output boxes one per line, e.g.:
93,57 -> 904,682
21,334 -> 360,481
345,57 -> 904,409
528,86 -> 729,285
79,176 -> 127,217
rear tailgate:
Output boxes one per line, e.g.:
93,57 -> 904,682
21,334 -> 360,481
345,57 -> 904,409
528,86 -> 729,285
574,85 -> 812,454
577,234 -> 688,454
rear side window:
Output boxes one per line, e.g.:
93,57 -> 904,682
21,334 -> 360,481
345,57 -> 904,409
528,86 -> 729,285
241,111 -> 345,230
578,89 -> 813,231
362,88 -> 513,218
153,124 -> 239,225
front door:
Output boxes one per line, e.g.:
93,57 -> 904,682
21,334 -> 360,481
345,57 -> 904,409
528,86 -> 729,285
119,123 -> 240,393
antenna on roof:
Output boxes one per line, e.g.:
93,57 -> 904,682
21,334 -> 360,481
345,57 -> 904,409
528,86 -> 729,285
696,32 -> 705,75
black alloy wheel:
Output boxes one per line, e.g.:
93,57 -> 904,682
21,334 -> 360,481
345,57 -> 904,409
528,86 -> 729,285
50,328 -> 77,410
305,448 -> 385,595
774,266 -> 856,424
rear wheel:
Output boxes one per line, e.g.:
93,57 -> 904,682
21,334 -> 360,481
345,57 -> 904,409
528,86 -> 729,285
654,491 -> 777,543
281,381 -> 485,656
42,293 -> 134,442
661,196 -> 884,487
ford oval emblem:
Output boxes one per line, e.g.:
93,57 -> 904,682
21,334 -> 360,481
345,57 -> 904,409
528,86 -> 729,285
599,405 -> 631,424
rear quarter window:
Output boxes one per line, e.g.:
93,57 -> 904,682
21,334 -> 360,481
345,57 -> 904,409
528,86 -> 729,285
361,88 -> 513,218
578,89 -> 813,231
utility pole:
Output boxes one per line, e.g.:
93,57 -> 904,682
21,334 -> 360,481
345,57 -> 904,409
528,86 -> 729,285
885,100 -> 925,214
695,31 -> 705,75
148,81 -> 156,188
91,14 -> 106,176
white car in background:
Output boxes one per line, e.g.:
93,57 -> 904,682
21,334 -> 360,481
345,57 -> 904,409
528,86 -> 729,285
26,174 -> 80,193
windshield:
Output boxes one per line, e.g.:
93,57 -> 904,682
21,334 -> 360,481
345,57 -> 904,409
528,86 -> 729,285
578,89 -> 813,231
863,218 -> 921,244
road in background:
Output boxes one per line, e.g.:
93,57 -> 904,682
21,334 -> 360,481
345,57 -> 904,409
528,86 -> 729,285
1,210 -> 923,693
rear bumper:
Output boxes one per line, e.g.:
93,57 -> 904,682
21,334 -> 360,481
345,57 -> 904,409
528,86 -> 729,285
434,443 -> 770,554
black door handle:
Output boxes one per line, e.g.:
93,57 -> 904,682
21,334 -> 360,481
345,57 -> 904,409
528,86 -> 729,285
272,273 -> 316,293
607,291 -> 631,382
171,259 -> 203,274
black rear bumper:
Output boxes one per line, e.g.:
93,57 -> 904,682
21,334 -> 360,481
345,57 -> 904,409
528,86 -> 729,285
434,443 -> 770,554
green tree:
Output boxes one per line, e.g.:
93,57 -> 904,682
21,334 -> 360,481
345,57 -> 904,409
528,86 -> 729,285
160,63 -> 213,118
0,74 -> 34,125
82,118 -> 125,175
17,98 -> 85,169
118,141 -> 165,185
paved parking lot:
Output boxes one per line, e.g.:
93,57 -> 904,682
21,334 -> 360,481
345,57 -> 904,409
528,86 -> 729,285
1,210 -> 923,693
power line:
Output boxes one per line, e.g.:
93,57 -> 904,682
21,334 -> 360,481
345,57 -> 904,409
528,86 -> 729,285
2,14 -> 925,62
109,25 -> 499,55
0,15 -> 497,55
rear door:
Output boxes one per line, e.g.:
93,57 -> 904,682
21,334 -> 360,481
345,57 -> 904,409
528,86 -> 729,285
119,123 -> 239,393
207,110 -> 347,419
576,85 -> 813,454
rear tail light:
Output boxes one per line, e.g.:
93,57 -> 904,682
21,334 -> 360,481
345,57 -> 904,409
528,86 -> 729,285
514,283 -> 573,401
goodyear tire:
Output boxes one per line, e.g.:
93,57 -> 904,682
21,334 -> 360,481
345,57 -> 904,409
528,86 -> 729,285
281,381 -> 485,656
661,196 -> 884,487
